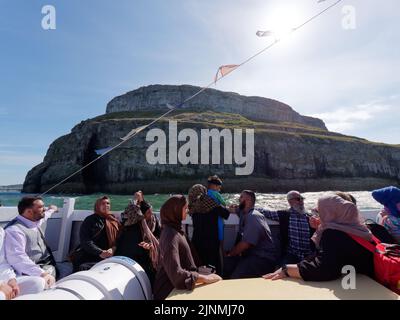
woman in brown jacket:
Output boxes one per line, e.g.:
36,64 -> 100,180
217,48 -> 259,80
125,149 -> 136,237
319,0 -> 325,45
153,195 -> 222,300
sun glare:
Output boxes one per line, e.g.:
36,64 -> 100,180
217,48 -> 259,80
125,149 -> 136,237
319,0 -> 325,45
260,5 -> 305,41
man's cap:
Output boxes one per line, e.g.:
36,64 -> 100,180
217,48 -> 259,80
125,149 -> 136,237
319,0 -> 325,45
287,190 -> 305,201
207,175 -> 222,186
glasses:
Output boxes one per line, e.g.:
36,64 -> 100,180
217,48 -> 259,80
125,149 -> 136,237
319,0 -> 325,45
291,197 -> 304,201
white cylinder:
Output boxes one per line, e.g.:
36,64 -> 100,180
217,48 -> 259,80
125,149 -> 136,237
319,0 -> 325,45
16,256 -> 152,300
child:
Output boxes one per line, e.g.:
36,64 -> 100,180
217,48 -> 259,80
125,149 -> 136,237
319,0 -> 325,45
207,175 -> 226,250
372,186 -> 400,244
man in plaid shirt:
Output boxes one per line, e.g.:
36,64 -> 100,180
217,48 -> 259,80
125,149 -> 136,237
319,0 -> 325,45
257,191 -> 316,265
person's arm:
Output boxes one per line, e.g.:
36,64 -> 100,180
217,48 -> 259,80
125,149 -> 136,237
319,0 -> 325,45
153,216 -> 161,238
256,208 -> 280,221
0,281 -> 13,300
227,241 -> 252,257
296,230 -> 344,281
383,216 -> 400,244
263,264 -> 302,280
4,227 -> 44,277
7,278 -> 20,298
0,257 -> 17,283
196,273 -> 222,285
161,237 -> 199,290
212,206 -> 230,220
38,205 -> 58,227
231,213 -> 262,256
80,217 -> 105,257
0,229 -> 17,283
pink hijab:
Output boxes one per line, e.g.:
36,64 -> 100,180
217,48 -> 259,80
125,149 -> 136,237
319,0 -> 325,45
312,194 -> 372,247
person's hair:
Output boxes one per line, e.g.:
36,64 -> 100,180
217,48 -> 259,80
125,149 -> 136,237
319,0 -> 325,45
18,196 -> 43,215
242,190 -> 256,205
160,195 -> 187,227
94,195 -> 110,212
207,175 -> 222,186
160,195 -> 187,216
335,192 -> 357,205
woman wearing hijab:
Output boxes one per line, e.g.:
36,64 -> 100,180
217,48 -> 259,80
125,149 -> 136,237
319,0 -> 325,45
153,195 -> 222,300
189,184 -> 230,276
71,196 -> 121,272
114,202 -> 159,285
263,193 -> 374,281
372,186 -> 400,244
134,191 -> 161,238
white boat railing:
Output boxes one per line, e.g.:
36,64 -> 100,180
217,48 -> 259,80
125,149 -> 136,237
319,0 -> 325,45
0,198 -> 380,263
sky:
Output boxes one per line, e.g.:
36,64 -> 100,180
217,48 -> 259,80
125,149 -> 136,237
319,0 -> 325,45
0,0 -> 399,185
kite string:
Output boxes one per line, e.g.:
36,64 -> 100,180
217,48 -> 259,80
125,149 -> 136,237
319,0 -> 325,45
184,0 -> 343,96
39,0 -> 343,196
234,0 -> 344,72
40,108 -> 175,196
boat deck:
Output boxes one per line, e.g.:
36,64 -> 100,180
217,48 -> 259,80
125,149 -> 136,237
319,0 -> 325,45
167,275 -> 400,300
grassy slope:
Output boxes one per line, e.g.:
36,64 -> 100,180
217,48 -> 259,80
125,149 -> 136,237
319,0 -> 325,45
88,110 -> 399,147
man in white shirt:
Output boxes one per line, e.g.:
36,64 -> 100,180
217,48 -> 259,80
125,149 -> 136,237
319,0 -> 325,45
4,196 -> 58,290
0,227 -> 45,300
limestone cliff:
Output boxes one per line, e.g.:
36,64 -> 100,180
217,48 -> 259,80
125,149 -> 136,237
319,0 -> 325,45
22,91 -> 400,194
106,85 -> 327,130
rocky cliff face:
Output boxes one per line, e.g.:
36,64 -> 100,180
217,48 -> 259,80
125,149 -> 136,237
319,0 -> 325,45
106,85 -> 327,130
22,109 -> 400,194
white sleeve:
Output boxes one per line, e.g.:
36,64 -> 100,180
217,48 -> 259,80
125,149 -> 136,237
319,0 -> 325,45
0,229 -> 16,283
38,209 -> 55,227
4,227 -> 44,277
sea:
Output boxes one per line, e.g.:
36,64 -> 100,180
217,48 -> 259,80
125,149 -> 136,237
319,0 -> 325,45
0,191 -> 383,213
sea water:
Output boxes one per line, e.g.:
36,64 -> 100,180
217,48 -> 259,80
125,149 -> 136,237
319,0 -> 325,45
0,191 -> 383,213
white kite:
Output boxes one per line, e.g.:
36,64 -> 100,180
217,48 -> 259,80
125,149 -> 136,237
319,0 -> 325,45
94,147 -> 113,156
256,30 -> 274,37
120,125 -> 147,141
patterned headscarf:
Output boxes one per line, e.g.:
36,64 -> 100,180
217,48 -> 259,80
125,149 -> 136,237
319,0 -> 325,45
121,201 -> 145,226
188,184 -> 219,215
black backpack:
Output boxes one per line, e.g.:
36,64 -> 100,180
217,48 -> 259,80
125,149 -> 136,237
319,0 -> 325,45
364,219 -> 396,244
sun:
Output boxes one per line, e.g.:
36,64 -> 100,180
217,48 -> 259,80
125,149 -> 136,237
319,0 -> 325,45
260,5 -> 305,41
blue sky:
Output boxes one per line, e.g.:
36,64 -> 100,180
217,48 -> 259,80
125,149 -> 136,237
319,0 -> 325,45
0,0 -> 399,185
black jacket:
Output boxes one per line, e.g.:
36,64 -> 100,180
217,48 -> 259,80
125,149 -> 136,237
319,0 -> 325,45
114,223 -> 155,284
298,229 -> 374,281
76,214 -> 109,265
191,206 -> 230,275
